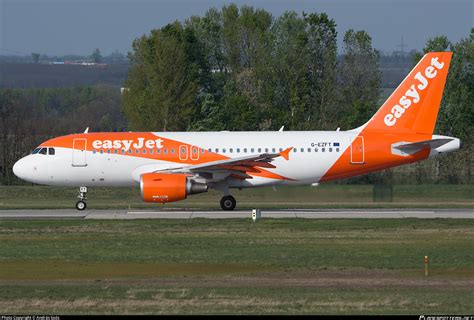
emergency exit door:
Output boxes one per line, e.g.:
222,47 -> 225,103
72,138 -> 87,167
350,136 -> 365,164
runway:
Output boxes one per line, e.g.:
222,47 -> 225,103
0,208 -> 473,219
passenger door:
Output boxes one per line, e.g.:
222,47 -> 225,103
350,136 -> 365,164
72,138 -> 87,167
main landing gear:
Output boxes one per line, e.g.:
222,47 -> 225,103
220,195 -> 236,211
76,186 -> 88,211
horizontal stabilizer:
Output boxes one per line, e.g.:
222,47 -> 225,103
392,138 -> 453,155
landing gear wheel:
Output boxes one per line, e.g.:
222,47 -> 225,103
76,200 -> 87,211
220,195 -> 236,211
76,186 -> 88,210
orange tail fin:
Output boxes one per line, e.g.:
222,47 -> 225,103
360,52 -> 452,134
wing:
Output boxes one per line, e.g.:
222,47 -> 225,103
154,147 -> 294,181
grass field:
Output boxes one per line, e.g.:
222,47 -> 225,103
0,184 -> 473,209
0,218 -> 473,314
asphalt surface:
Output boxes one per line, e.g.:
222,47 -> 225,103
0,208 -> 473,219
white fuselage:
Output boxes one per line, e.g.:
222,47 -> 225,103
13,131 -> 354,188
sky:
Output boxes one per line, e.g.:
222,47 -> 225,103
0,0 -> 472,56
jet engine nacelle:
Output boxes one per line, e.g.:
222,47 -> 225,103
140,173 -> 208,203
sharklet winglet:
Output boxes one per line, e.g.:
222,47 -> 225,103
279,147 -> 293,161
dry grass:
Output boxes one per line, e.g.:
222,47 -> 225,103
0,286 -> 470,315
0,261 -> 266,281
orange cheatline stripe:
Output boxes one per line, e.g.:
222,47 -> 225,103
41,132 -> 227,165
320,132 -> 432,182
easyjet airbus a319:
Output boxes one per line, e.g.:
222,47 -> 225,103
13,52 -> 461,210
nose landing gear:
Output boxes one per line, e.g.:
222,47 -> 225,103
76,186 -> 88,210
220,195 -> 236,211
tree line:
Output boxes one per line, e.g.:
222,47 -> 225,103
122,5 -> 382,132
0,86 -> 126,184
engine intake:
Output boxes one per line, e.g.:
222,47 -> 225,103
140,173 -> 208,203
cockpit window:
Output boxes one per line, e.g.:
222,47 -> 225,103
32,148 -> 41,154
48,148 -> 55,155
39,148 -> 47,155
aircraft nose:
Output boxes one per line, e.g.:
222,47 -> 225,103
13,157 -> 28,180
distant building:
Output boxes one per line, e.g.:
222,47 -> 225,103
51,60 -> 107,67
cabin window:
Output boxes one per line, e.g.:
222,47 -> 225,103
244,148 -> 247,153
293,148 -> 297,153
251,148 -> 254,153
170,149 -> 175,154
201,149 -> 206,153
215,148 -> 219,153
300,148 -> 304,152
322,148 -> 325,152
329,148 -> 332,152
107,150 -> 111,154
315,148 -> 318,152
258,148 -> 262,153
237,148 -> 240,153
149,149 -> 154,154
135,149 -> 140,154
336,148 -> 340,152
229,148 -> 233,153
193,148 -> 198,154
143,149 -> 147,154
114,149 -> 118,154
121,149 -> 125,154
93,150 -> 97,154
163,149 -> 168,154
128,150 -> 133,154
208,148 -> 212,153
307,148 -> 311,152
156,149 -> 161,154
279,148 -> 283,152
272,148 -> 276,153
265,148 -> 268,153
